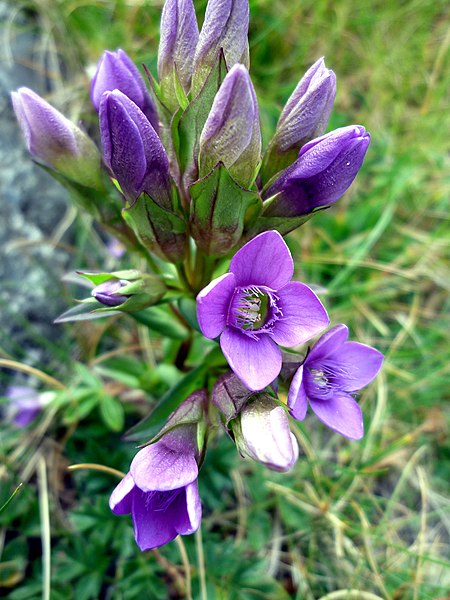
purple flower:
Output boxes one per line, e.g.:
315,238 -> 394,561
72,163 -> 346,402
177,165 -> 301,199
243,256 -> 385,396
196,230 -> 329,391
275,57 -> 336,152
91,279 -> 130,307
5,386 -> 50,428
264,125 -> 370,217
11,87 -> 101,187
99,90 -> 172,206
288,324 -> 384,440
232,394 -> 299,472
199,64 -> 261,187
158,0 -> 199,108
90,49 -> 159,133
192,0 -> 250,94
109,428 -> 201,550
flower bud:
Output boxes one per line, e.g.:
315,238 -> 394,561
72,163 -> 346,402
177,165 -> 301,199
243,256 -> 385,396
275,58 -> 336,152
91,279 -> 130,307
158,0 -> 199,110
263,125 -> 370,217
11,87 -> 102,188
99,90 -> 172,206
192,0 -> 250,94
231,394 -> 299,472
198,64 -> 261,187
83,270 -> 166,312
90,49 -> 159,133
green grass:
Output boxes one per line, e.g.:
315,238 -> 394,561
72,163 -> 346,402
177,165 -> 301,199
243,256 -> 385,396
1,0 -> 449,598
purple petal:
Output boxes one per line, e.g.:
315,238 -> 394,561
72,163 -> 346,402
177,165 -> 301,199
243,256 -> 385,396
158,0 -> 199,92
130,442 -> 198,492
230,231 -> 293,289
287,365 -> 308,420
271,282 -> 329,347
196,272 -> 236,338
309,393 -> 364,440
109,472 -> 135,515
306,324 -> 349,363
173,480 -> 202,534
99,92 -> 147,200
131,488 -> 178,550
327,342 -> 384,392
220,328 -> 282,391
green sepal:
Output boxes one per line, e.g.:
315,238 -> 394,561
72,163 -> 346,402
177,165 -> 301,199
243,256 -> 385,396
189,162 -> 261,256
176,50 -> 228,187
122,194 -> 187,263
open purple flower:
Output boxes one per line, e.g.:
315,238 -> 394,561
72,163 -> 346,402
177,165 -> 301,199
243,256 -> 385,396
5,386 -> 51,428
109,428 -> 201,551
196,230 -> 329,391
288,324 -> 383,439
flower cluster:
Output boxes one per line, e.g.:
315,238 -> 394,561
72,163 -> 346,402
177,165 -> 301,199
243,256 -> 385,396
12,0 -> 383,553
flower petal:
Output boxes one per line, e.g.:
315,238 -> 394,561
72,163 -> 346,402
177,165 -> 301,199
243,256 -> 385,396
173,480 -> 202,535
306,324 -> 349,363
287,365 -> 308,420
328,342 -> 384,392
220,328 -> 282,391
230,231 -> 294,289
309,393 -> 364,440
109,472 -> 135,515
130,442 -> 198,492
131,488 -> 177,550
196,272 -> 236,339
271,282 -> 329,347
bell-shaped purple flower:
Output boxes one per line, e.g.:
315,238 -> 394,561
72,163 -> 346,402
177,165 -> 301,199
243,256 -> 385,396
199,64 -> 261,187
232,394 -> 299,472
196,230 -> 329,391
288,324 -> 384,440
274,58 -> 336,152
11,87 -> 101,188
263,125 -> 370,217
90,49 -> 159,133
109,429 -> 201,551
192,0 -> 250,94
99,90 -> 172,206
158,0 -> 199,109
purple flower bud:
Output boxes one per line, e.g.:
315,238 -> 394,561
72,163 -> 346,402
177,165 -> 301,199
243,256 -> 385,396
91,279 -> 130,307
158,0 -> 199,108
288,324 -> 383,440
109,393 -> 206,550
11,87 -> 101,188
199,64 -> 261,187
192,0 -> 250,94
275,58 -> 336,152
264,125 -> 370,217
90,49 -> 159,133
99,90 -> 172,206
232,394 -> 299,472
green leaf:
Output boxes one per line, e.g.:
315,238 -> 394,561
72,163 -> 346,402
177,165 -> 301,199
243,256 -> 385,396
132,306 -> 188,339
124,347 -> 222,442
0,484 -> 23,515
189,163 -> 261,256
54,299 -> 121,323
176,51 -> 228,183
98,394 -> 125,432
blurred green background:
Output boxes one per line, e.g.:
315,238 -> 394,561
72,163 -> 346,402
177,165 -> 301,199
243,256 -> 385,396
0,0 -> 449,598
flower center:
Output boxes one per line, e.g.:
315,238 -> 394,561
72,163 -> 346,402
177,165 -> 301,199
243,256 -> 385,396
305,361 -> 350,401
228,286 -> 282,337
